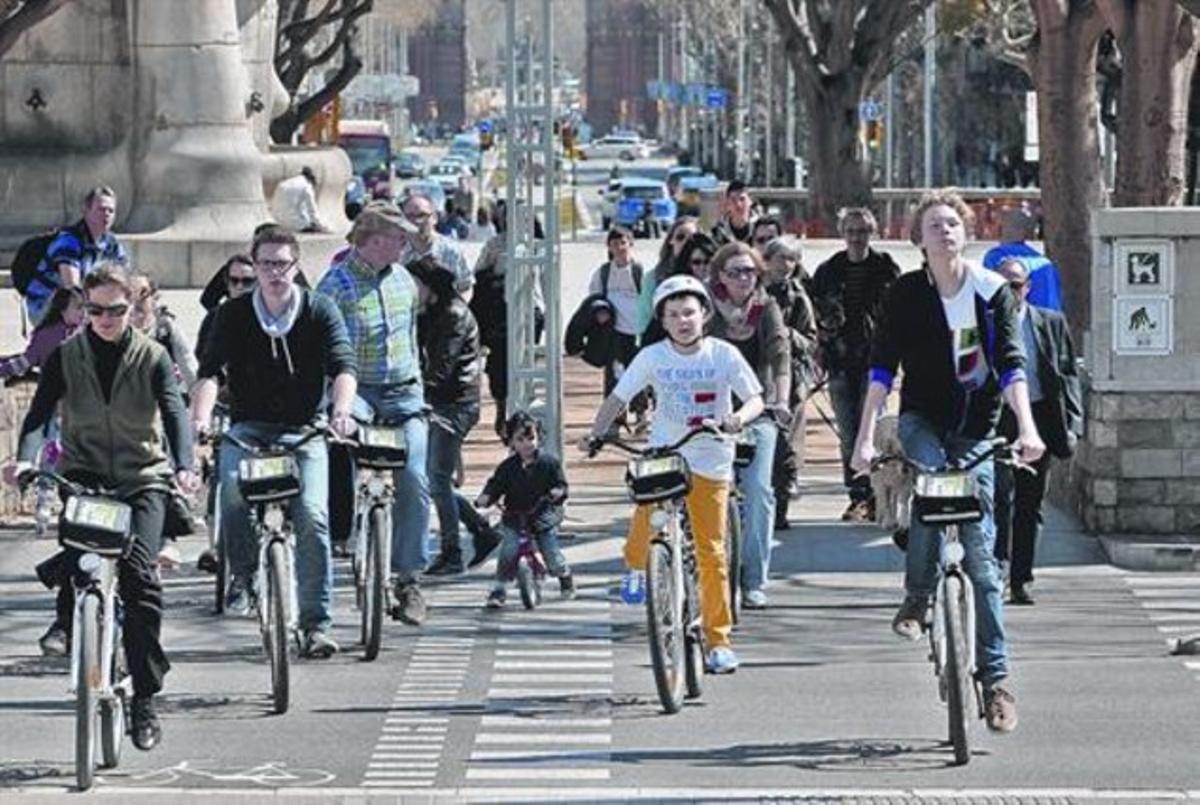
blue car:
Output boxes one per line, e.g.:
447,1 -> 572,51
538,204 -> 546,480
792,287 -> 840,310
613,178 -> 676,238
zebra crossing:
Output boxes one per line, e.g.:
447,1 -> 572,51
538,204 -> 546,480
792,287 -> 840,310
466,584 -> 616,786
362,584 -> 481,789
1124,573 -> 1200,666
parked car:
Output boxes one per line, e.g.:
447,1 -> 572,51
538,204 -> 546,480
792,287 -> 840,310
611,177 -> 675,238
675,173 -> 720,216
394,151 -> 426,179
579,133 -> 651,161
428,162 -> 470,193
666,165 -> 704,198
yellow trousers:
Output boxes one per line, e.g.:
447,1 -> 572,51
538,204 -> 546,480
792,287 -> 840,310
624,473 -> 732,650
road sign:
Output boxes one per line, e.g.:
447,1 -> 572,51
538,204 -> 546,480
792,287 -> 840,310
858,99 -> 882,122
479,119 -> 493,133
706,88 -> 728,109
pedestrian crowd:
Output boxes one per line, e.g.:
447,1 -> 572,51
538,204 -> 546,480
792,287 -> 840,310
0,175 -> 1080,750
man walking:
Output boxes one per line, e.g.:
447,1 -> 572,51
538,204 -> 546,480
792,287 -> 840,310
711,179 -> 757,246
992,257 -> 1083,604
811,207 -> 900,522
401,192 -> 474,301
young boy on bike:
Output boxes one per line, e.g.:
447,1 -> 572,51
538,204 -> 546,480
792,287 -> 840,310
477,411 -> 574,608
578,275 -> 764,674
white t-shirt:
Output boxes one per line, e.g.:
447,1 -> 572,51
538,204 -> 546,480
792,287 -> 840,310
612,338 -> 763,481
588,261 -> 641,336
940,265 -> 1003,392
270,174 -> 320,231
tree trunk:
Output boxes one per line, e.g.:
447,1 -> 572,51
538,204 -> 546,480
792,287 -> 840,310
1102,2 -> 1199,205
1029,4 -> 1107,336
800,76 -> 872,234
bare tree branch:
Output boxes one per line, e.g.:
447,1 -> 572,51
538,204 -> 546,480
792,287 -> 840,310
0,0 -> 69,58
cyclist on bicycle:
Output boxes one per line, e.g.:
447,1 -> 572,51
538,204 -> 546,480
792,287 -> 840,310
191,228 -> 358,659
478,411 -> 573,608
315,203 -> 432,626
4,262 -> 199,751
849,190 -> 1046,733
578,275 -> 763,674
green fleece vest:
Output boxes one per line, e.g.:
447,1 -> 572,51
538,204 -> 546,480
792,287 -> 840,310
59,328 -> 171,497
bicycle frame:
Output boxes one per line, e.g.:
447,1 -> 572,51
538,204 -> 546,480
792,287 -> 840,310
68,557 -> 125,699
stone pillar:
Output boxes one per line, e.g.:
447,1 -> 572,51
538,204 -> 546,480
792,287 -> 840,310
1069,209 -> 1200,549
124,0 -> 268,236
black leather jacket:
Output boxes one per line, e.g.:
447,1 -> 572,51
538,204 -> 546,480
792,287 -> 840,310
419,297 -> 481,405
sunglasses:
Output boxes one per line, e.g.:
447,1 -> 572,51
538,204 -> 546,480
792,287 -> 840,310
1008,279 -> 1029,290
721,266 -> 757,280
227,276 -> 257,288
86,303 -> 129,318
257,259 -> 296,274
672,231 -> 693,243
689,257 -> 709,266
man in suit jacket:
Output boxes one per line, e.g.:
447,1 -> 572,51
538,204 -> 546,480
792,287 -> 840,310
993,257 -> 1084,604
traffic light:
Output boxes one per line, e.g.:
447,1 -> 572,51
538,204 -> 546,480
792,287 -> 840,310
866,120 -> 882,151
480,130 -> 494,151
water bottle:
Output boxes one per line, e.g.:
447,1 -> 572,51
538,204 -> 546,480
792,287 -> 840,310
621,570 -> 645,605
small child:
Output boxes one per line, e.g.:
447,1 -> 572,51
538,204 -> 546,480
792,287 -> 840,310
476,411 -> 575,608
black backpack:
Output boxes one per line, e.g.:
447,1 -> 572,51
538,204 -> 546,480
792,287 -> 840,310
10,229 -> 60,296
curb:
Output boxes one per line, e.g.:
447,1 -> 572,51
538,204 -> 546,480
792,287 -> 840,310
1099,534 -> 1200,572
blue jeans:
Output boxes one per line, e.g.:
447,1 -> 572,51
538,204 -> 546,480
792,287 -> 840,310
898,411 -> 1008,685
494,525 -> 568,585
219,421 -> 333,632
428,401 -> 480,553
738,416 -> 778,594
354,383 -> 430,582
828,369 -> 873,503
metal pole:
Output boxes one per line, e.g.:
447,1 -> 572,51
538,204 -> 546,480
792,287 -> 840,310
657,28 -> 666,143
923,3 -> 935,189
764,27 -> 774,186
885,72 -> 894,189
736,0 -> 747,178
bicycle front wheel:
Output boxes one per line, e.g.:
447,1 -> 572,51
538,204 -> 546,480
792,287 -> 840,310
943,574 -> 972,766
75,593 -> 100,790
361,506 -> 388,661
725,499 -> 741,625
645,540 -> 685,714
266,540 -> 291,714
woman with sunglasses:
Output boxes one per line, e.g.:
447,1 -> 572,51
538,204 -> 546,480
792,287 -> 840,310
706,241 -> 791,610
4,262 -> 199,752
634,216 -> 699,337
196,254 -> 256,365
640,231 -> 718,348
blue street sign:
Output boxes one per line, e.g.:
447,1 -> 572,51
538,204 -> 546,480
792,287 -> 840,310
858,99 -> 882,122
686,83 -> 706,106
706,88 -> 728,109
478,119 -> 493,133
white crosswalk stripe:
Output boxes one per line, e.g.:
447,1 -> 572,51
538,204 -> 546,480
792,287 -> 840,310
1125,574 -> 1200,675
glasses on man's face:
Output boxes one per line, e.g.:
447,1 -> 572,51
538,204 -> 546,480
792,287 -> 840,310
689,257 -> 708,268
672,231 -> 693,243
844,227 -> 872,237
257,259 -> 296,274
86,303 -> 129,318
227,275 -> 256,288
406,210 -> 433,221
721,265 -> 756,281
1008,279 -> 1029,290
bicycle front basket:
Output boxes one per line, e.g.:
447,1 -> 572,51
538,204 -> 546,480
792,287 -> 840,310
59,495 -> 133,557
625,454 -> 691,503
912,471 -> 982,525
355,425 -> 408,469
238,452 -> 302,502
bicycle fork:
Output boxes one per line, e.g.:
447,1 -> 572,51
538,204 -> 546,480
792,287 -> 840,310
69,562 -> 122,698
931,554 -> 980,712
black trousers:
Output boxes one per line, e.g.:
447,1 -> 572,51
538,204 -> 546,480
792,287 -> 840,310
994,436 -> 1052,588
603,332 -> 647,417
50,489 -> 171,697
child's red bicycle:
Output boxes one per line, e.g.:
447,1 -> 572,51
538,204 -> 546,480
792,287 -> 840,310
493,495 -> 557,610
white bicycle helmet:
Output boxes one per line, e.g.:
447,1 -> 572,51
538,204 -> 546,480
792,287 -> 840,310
652,274 -> 711,319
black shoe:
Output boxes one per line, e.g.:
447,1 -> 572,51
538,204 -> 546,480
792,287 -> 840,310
426,551 -> 464,576
559,573 -> 577,600
196,549 -> 219,574
130,695 -> 162,751
224,576 -> 255,617
38,623 -> 69,657
1010,583 -> 1035,605
485,588 -> 506,609
468,527 -> 501,569
892,528 -> 909,552
331,540 -> 352,559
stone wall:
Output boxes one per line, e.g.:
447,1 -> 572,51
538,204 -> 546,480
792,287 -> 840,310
0,380 -> 38,520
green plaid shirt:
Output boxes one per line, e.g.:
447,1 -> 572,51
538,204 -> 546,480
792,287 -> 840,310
317,251 -> 421,386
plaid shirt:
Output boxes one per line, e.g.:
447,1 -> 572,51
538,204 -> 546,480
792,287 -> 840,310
402,233 -> 473,293
317,251 -> 421,386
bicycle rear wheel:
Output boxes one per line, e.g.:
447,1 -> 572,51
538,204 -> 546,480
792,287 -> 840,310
75,593 -> 100,790
266,540 -> 291,715
361,507 -> 388,661
943,574 -> 972,766
725,499 -> 741,625
645,540 -> 685,714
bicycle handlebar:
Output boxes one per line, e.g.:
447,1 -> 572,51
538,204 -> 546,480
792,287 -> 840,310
587,423 -> 726,459
869,436 -> 1016,476
221,425 -> 330,455
17,468 -> 99,498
